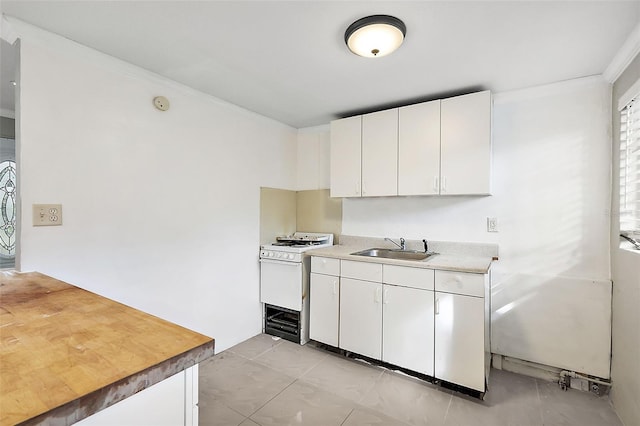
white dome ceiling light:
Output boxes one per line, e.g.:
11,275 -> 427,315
344,15 -> 406,58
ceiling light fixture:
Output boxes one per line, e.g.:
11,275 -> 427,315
344,15 -> 406,58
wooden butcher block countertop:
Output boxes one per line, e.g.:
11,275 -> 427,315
0,271 -> 215,426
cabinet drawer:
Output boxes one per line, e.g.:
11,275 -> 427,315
383,265 -> 434,290
311,257 -> 340,275
435,270 -> 485,297
341,260 -> 382,282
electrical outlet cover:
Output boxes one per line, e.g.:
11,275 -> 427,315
33,204 -> 63,226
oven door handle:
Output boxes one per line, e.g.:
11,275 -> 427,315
259,258 -> 299,266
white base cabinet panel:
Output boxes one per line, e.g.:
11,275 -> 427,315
435,292 -> 485,391
77,365 -> 198,426
309,272 -> 340,347
382,284 -> 434,376
339,278 -> 382,359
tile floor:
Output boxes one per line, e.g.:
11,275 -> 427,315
199,334 -> 622,426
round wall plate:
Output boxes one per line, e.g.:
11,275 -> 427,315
153,96 -> 170,111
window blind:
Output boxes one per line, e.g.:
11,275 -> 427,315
620,98 -> 640,234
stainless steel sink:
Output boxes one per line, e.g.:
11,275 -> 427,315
350,248 -> 437,261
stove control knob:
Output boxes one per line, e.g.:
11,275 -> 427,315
276,253 -> 282,258
268,252 -> 274,257
288,254 -> 295,260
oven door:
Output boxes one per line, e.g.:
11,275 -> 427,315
260,258 -> 303,311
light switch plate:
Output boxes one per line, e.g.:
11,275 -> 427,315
33,204 -> 63,226
487,217 -> 498,232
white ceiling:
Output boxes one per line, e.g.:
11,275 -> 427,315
1,1 -> 639,128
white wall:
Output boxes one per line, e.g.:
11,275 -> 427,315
12,19 -> 297,352
296,125 -> 330,191
301,77 -> 613,378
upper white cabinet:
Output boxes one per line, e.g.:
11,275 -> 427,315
330,115 -> 361,197
362,109 -> 398,197
330,109 -> 398,198
330,90 -> 492,197
398,100 -> 441,196
440,91 -> 492,195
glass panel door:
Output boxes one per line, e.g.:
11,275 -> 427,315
0,137 -> 16,269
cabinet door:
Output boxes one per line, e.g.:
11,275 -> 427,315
339,278 -> 382,359
382,285 -> 434,375
330,116 -> 362,197
440,91 -> 491,195
434,292 -> 485,391
398,100 -> 441,195
362,109 -> 398,197
310,273 -> 340,347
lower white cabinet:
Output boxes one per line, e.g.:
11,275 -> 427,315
434,292 -> 485,391
382,284 -> 434,376
309,272 -> 340,347
339,277 -> 382,359
309,256 -> 490,394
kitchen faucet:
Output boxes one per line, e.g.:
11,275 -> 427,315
384,237 -> 405,250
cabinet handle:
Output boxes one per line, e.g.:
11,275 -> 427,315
441,176 -> 447,193
434,176 -> 439,193
383,288 -> 388,304
374,287 -> 381,303
332,281 -> 337,295
435,298 -> 439,315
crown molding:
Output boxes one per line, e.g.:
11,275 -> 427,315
604,22 -> 640,83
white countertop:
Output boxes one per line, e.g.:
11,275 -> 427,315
307,236 -> 497,274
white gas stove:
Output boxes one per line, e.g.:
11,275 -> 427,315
259,232 -> 334,344
260,232 -> 334,262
